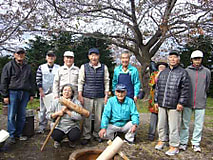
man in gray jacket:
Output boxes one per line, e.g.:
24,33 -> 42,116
179,50 -> 211,152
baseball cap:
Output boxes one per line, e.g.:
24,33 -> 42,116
46,50 -> 55,56
191,50 -> 203,59
15,48 -> 26,54
169,50 -> 180,56
88,48 -> 99,55
115,84 -> 127,91
64,51 -> 74,57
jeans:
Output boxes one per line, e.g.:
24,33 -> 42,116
8,90 -> 30,138
180,107 -> 205,146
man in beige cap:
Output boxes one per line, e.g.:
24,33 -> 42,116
53,51 -> 79,98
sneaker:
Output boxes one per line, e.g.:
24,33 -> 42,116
36,129 -> 45,134
68,141 -> 76,148
165,146 -> 179,156
155,141 -> 165,150
1,137 -> 16,151
192,145 -> 201,152
80,139 -> 90,145
54,141 -> 61,149
7,137 -> 16,144
179,144 -> 187,151
16,136 -> 28,141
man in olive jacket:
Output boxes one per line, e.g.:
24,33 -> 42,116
154,50 -> 189,156
0,48 -> 35,145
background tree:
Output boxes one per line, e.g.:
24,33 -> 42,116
180,35 -> 213,97
25,33 -> 114,89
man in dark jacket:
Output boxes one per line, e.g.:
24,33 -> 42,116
154,50 -> 189,156
0,48 -> 35,145
179,50 -> 211,152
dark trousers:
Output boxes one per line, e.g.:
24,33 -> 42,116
148,113 -> 158,139
52,127 -> 81,142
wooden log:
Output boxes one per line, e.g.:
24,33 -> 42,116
96,136 -> 124,160
40,116 -> 61,151
59,97 -> 90,118
107,140 -> 130,160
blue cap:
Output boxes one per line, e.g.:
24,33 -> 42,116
88,48 -> 99,55
115,84 -> 127,91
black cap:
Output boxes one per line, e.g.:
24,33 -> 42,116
15,48 -> 26,54
46,50 -> 55,56
169,50 -> 180,56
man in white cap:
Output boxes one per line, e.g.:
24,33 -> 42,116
36,50 -> 60,134
53,51 -> 79,98
179,50 -> 211,152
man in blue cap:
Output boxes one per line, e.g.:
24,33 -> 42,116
99,84 -> 139,143
78,48 -> 110,145
112,51 -> 141,103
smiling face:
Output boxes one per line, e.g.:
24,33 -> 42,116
168,54 -> 179,67
121,53 -> 130,68
88,53 -> 100,66
62,86 -> 73,99
115,90 -> 127,103
192,57 -> 202,67
64,56 -> 74,67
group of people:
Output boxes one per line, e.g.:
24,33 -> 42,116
0,47 -> 141,150
0,47 -> 210,157
148,50 -> 211,156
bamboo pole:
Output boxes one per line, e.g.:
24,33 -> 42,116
40,116 -> 61,151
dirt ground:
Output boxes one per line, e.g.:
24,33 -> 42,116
0,112 -> 213,160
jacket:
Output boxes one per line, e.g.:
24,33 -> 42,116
100,96 -> 139,129
154,65 -> 189,109
46,98 -> 82,134
112,64 -> 141,97
0,59 -> 35,97
53,64 -> 79,98
186,65 -> 211,109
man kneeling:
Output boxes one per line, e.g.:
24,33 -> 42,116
99,84 -> 139,143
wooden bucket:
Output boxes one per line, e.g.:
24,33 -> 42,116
69,148 -> 122,160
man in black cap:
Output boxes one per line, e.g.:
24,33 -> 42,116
36,50 -> 60,134
0,47 -> 35,145
154,50 -> 189,156
78,48 -> 110,145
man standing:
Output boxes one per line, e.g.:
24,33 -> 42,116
78,48 -> 110,145
179,50 -> 211,152
0,48 -> 35,144
112,51 -> 140,102
99,84 -> 139,144
154,50 -> 189,156
36,50 -> 60,133
53,51 -> 79,98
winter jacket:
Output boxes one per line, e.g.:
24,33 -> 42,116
186,65 -> 211,109
0,59 -> 35,97
154,65 -> 189,109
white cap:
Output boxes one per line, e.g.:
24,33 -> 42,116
64,51 -> 74,57
191,50 -> 203,59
